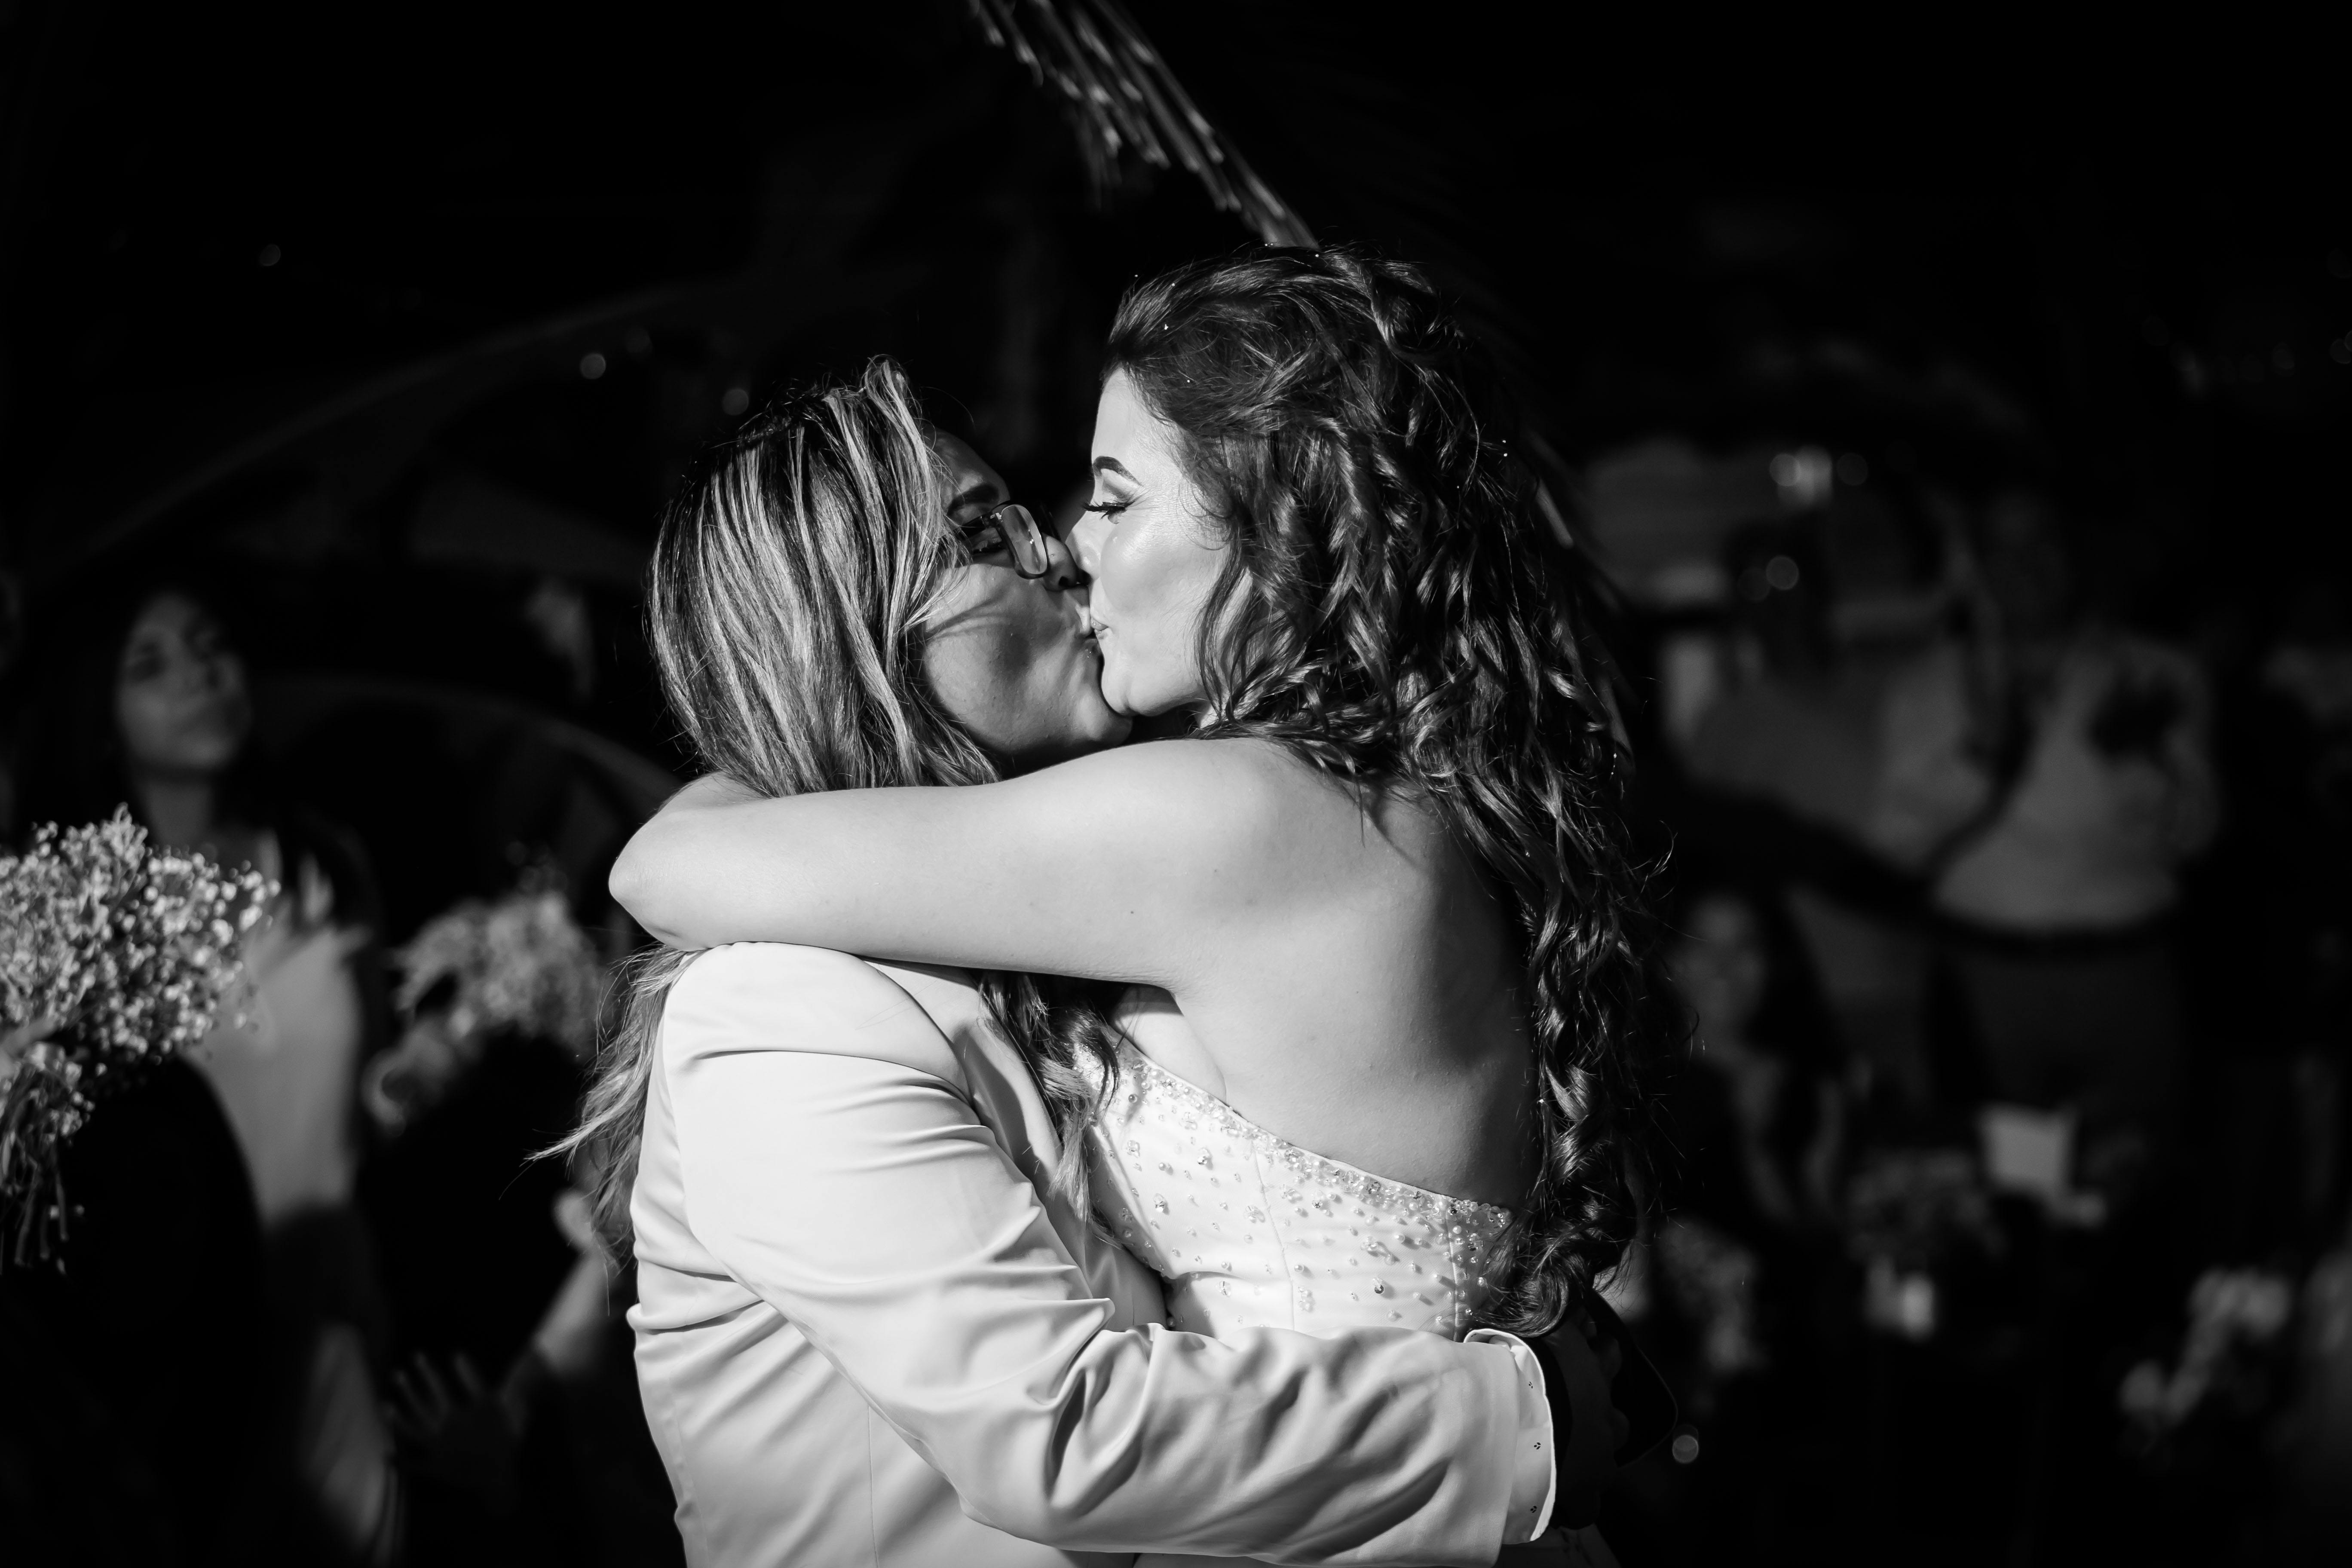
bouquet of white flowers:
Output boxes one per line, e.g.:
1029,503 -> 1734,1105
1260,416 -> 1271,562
391,879 -> 601,1061
0,809 -> 271,1264
361,876 -> 604,1134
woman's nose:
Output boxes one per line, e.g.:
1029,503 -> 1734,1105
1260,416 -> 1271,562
163,652 -> 210,695
1064,509 -> 1107,582
1041,528 -> 1087,591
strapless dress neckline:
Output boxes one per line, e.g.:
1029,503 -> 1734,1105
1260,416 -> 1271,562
1087,1040 -> 1516,1338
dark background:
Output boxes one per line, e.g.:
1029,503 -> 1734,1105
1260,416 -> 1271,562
7,7 -> 2340,639
3,5 -> 2345,1564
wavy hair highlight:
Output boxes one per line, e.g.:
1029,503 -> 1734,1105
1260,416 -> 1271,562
554,358 -> 1109,1255
1101,247 -> 1668,1333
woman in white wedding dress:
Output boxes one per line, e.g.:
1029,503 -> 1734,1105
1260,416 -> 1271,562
619,249 -> 1666,1564
582,359 -> 1620,1567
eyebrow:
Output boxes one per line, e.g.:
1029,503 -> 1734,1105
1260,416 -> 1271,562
947,478 -> 1003,514
1090,457 -> 1136,481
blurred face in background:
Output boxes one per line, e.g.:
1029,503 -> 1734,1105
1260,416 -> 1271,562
1068,371 -> 1227,717
921,433 -> 1132,771
114,590 -> 251,781
1671,892 -> 1769,1046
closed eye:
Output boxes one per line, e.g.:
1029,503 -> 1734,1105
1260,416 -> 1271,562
1082,501 -> 1129,519
959,524 -> 1011,559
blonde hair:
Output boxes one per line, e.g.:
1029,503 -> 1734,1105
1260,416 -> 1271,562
556,358 -> 1007,1251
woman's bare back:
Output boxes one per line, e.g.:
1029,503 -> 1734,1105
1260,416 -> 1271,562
1109,752 -> 1535,1207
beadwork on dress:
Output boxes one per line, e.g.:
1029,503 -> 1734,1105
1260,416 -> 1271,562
1088,1041 -> 1513,1340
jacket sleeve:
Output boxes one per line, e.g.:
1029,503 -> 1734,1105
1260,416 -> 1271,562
663,943 -> 1546,1567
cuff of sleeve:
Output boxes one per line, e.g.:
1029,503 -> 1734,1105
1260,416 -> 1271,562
1462,1327 -> 1556,1545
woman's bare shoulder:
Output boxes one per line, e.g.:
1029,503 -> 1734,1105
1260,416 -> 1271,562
1055,735 -> 1368,813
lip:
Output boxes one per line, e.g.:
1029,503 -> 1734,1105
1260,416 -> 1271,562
172,694 -> 236,728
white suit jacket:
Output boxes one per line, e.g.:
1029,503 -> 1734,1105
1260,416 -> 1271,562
630,943 -> 1553,1568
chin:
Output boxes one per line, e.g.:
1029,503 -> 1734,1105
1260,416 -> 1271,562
1093,656 -> 1138,719
1066,691 -> 1133,749
1098,659 -> 1194,722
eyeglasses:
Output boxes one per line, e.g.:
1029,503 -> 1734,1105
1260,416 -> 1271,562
959,501 -> 1055,580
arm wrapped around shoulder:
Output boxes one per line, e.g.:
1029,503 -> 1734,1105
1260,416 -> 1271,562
661,943 -> 1542,1565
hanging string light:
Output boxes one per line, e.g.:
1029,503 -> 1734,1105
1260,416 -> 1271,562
966,0 -> 1317,249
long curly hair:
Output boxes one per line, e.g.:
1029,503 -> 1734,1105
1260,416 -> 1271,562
1099,247 -> 1667,1332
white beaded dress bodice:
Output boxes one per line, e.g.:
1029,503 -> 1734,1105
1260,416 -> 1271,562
1087,1041 -> 1515,1340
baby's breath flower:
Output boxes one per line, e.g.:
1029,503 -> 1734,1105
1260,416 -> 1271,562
394,878 -> 601,1061
0,809 -> 273,1266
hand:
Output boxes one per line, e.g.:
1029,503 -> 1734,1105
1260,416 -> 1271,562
383,1353 -> 518,1513
1,1014 -> 58,1051
532,1190 -> 615,1381
1540,1308 -> 1629,1529
0,1015 -> 60,1084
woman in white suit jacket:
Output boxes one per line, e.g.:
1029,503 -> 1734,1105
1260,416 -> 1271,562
565,364 -> 1620,1567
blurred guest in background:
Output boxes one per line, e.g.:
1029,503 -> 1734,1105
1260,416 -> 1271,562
18,576 -> 400,1563
1685,521 -> 1876,846
1869,490 -> 2217,1193
1652,880 -> 1847,1399
1677,513 -> 1937,1118
361,878 -> 680,1567
1603,878 -> 1851,1564
0,1009 -> 271,1567
21,579 -> 392,1215
1666,883 -> 1848,1241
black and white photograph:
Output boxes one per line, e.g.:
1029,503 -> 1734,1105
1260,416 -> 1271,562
0,5 -> 2345,1565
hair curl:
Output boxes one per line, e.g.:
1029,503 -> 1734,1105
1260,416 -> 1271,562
1099,247 -> 1668,1332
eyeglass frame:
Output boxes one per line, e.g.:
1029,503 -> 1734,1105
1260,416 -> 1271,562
961,500 -> 1056,580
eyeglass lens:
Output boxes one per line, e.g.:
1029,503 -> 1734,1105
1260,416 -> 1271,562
991,504 -> 1053,579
